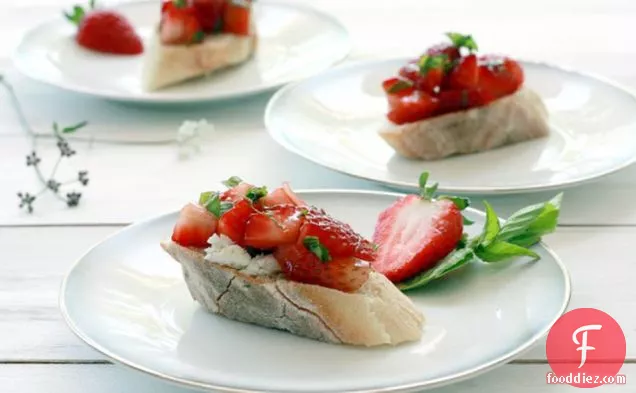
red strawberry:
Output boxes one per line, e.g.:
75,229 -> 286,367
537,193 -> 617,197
477,56 -> 524,101
171,203 -> 218,248
260,183 -> 305,208
217,199 -> 254,245
425,43 -> 461,62
160,0 -> 204,45
382,77 -> 415,97
449,54 -> 478,90
415,67 -> 444,94
65,2 -> 143,55
192,0 -> 227,32
243,205 -> 303,249
387,91 -> 438,125
223,0 -> 251,36
298,207 -> 377,261
274,243 -> 371,292
372,195 -> 463,283
220,182 -> 254,203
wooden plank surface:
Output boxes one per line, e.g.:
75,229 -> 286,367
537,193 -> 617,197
1,363 -> 631,393
0,225 -> 633,361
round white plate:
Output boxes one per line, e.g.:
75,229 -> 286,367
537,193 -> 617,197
12,0 -> 350,103
60,190 -> 570,393
265,59 -> 636,194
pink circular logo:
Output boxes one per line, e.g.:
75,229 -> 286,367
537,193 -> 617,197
546,308 -> 626,388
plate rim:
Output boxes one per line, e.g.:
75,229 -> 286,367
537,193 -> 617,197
59,189 -> 572,393
263,57 -> 636,195
11,0 -> 352,104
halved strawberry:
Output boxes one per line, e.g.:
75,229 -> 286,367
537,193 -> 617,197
387,91 -> 438,125
217,199 -> 254,245
171,203 -> 218,248
260,183 -> 305,208
274,242 -> 371,292
298,207 -> 377,261
372,194 -> 463,283
243,205 -> 303,249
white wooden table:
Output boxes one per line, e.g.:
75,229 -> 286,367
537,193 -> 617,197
2,0 -> 636,392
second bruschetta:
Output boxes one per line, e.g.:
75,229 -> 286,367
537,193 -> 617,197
379,32 -> 549,160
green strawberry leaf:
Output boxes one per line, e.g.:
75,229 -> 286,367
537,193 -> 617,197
64,5 -> 86,27
438,195 -> 470,210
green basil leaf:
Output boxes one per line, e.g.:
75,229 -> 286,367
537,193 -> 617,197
398,247 -> 475,291
463,215 -> 475,226
387,79 -> 413,94
480,201 -> 500,247
219,201 -> 234,216
62,121 -> 88,134
246,186 -> 268,203
418,54 -> 448,75
222,176 -> 243,188
446,32 -> 478,51
476,241 -> 539,262
498,193 -> 562,243
302,236 -> 331,262
200,193 -> 221,217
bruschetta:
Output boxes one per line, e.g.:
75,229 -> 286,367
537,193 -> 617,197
161,177 -> 424,346
142,0 -> 257,91
378,33 -> 549,160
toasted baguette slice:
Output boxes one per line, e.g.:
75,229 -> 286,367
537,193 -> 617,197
379,87 -> 550,160
160,240 -> 424,346
142,26 -> 257,91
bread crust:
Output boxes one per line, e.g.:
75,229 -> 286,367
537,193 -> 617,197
161,240 -> 424,346
142,19 -> 257,91
379,87 -> 550,160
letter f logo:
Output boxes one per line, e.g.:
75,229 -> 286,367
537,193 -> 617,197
573,324 -> 602,368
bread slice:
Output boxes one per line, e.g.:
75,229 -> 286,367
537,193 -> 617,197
379,87 -> 550,160
142,23 -> 257,91
160,240 -> 424,346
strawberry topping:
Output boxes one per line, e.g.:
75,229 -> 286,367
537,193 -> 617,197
217,199 -> 254,245
274,243 -> 371,292
65,2 -> 143,55
243,205 -> 304,249
382,32 -> 525,125
171,203 -> 218,248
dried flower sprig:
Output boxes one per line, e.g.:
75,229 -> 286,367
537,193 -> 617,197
0,74 -> 91,213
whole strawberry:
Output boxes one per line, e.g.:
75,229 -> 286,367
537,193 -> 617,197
65,1 -> 143,55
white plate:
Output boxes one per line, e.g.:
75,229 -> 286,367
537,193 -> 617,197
264,59 -> 636,194
12,0 -> 350,103
60,190 -> 570,393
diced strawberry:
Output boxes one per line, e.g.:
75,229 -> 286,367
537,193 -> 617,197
372,195 -> 463,283
220,182 -> 254,203
260,183 -> 305,208
426,43 -> 461,62
398,61 -> 420,82
449,54 -> 478,90
160,1 -> 204,45
382,77 -> 415,97
387,91 -> 439,125
274,243 -> 371,292
243,205 -> 303,249
415,67 -> 444,94
192,0 -> 227,32
298,207 -> 377,261
171,203 -> 218,248
436,89 -> 482,114
478,56 -> 524,101
217,199 -> 254,245
223,1 -> 251,36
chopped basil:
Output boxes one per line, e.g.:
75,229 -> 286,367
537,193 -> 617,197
387,79 -> 413,94
446,32 -> 478,51
246,186 -> 268,203
199,191 -> 232,218
303,236 -> 331,262
418,54 -> 448,75
191,31 -> 205,44
222,176 -> 243,188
